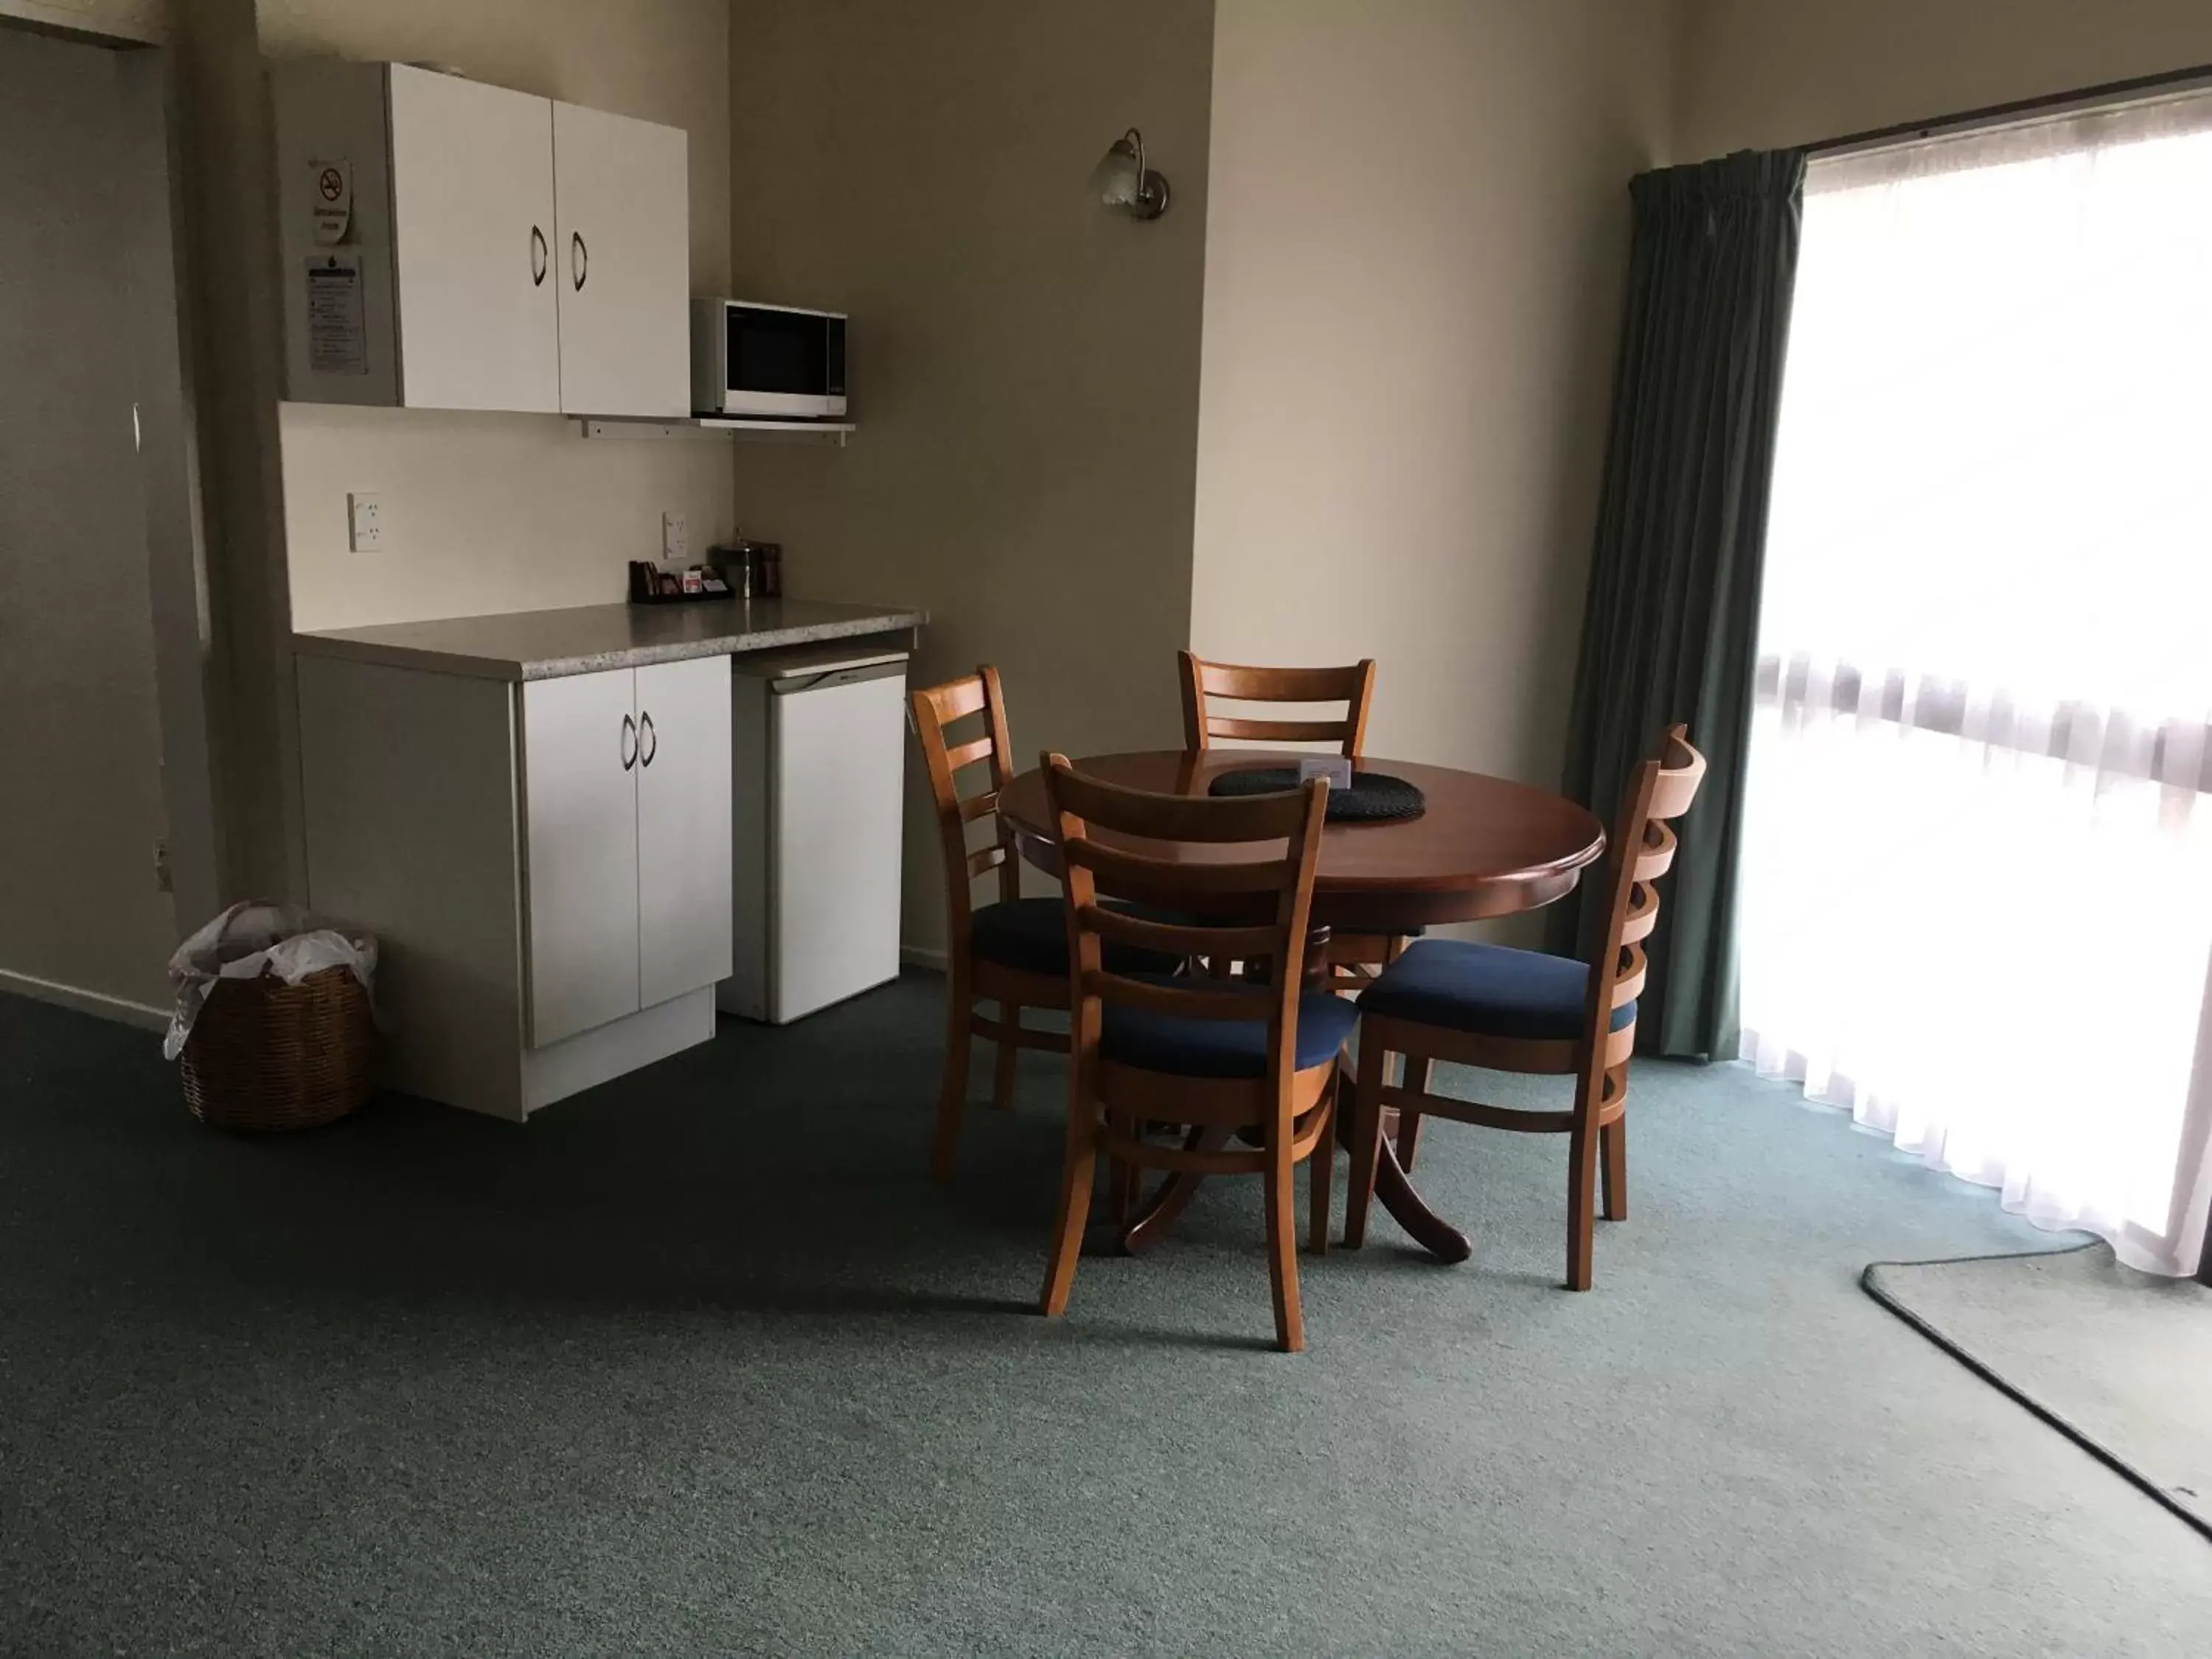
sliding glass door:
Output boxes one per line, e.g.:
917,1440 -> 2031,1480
1737,95 -> 2212,1276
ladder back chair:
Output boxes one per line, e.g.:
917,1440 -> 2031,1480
911,668 -> 1181,1179
1176,650 -> 1403,992
1343,725 -> 1707,1290
1038,756 -> 1354,1353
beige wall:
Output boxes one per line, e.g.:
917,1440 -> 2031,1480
1677,0 -> 2212,159
262,0 -> 737,630
725,0 -> 1216,959
0,0 -> 161,41
1190,1 -> 1672,822
171,0 -> 302,907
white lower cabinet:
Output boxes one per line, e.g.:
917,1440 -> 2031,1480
298,651 -> 732,1121
522,658 -> 734,1048
634,658 -> 735,1009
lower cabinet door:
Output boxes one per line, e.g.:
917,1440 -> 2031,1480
634,655 -> 734,1009
521,668 -> 642,1046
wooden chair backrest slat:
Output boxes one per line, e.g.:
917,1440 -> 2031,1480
1179,651 -> 1376,759
1083,907 -> 1280,964
1618,881 -> 1660,947
1583,725 -> 1706,1058
911,667 -> 1021,938
1077,969 -> 1275,1023
1631,819 -> 1678,883
1044,754 -> 1330,1096
942,733 -> 995,773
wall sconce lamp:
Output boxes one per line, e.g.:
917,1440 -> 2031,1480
1089,128 -> 1169,220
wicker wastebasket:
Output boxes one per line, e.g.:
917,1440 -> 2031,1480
179,964 -> 373,1132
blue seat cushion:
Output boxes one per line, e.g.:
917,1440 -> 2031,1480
1357,939 -> 1635,1042
1102,975 -> 1360,1080
970,898 -> 1183,978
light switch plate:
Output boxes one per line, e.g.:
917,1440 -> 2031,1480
347,491 -> 383,553
661,510 -> 688,564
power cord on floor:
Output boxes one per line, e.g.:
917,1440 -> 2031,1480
1859,1239 -> 2211,1545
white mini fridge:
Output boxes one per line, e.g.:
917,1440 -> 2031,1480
719,645 -> 908,1023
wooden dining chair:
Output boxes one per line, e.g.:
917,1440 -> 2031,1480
1177,650 -> 1404,992
1037,755 -> 1354,1353
911,668 -> 1183,1180
1343,725 -> 1707,1290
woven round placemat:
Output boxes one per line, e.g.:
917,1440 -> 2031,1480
1208,765 -> 1427,822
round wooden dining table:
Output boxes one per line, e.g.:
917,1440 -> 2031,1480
995,749 -> 1607,1263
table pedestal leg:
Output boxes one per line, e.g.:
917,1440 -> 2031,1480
1119,1126 -> 1228,1253
1368,1130 -> 1471,1264
1343,1054 -> 1470,1264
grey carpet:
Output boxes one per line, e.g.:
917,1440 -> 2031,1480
1863,1242 -> 2212,1539
3,976 -> 2209,1658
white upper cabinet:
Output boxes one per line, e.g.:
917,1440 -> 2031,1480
387,66 -> 561,414
272,61 -> 689,417
552,102 -> 690,417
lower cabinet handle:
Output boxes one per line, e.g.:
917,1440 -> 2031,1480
571,230 -> 588,292
530,224 -> 548,287
621,712 -> 637,771
639,711 -> 657,767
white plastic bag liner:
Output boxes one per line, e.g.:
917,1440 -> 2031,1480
163,900 -> 378,1061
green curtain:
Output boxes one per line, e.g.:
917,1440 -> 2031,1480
1550,148 -> 1806,1062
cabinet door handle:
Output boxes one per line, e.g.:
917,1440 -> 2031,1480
530,225 -> 548,288
571,230 -> 588,292
638,711 -> 657,768
620,712 -> 637,771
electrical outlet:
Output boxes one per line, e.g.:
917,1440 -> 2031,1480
347,491 -> 383,553
661,509 -> 687,564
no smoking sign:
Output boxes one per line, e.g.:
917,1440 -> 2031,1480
310,157 -> 352,245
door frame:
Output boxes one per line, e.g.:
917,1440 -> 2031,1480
1,13 -> 223,953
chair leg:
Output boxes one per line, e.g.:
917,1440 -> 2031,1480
1600,1111 -> 1627,1222
1307,1079 -> 1335,1256
1265,1130 -> 1305,1352
991,1003 -> 1022,1109
1566,1117 -> 1599,1291
928,964 -> 973,1181
1342,1054 -> 1383,1249
1394,1054 -> 1431,1170
1040,1108 -> 1098,1318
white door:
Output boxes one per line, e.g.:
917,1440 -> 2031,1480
387,65 -> 560,413
552,100 -> 689,417
771,667 -> 906,1021
521,668 -> 641,1046
634,655 -> 734,1009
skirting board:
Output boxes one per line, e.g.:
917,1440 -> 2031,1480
0,967 -> 169,1033
899,944 -> 947,973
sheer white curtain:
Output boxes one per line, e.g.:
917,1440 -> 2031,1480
1738,95 -> 2212,1276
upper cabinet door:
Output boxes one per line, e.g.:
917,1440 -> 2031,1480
387,66 -> 561,414
633,655 -> 734,1009
521,668 -> 643,1048
552,101 -> 690,417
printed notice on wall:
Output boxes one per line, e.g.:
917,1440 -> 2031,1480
305,254 -> 368,375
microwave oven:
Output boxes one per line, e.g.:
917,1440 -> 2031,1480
692,299 -> 847,420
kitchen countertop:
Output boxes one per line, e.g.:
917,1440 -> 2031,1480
292,598 -> 926,682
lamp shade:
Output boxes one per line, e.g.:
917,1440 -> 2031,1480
1088,128 -> 1169,220
1089,136 -> 1144,209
